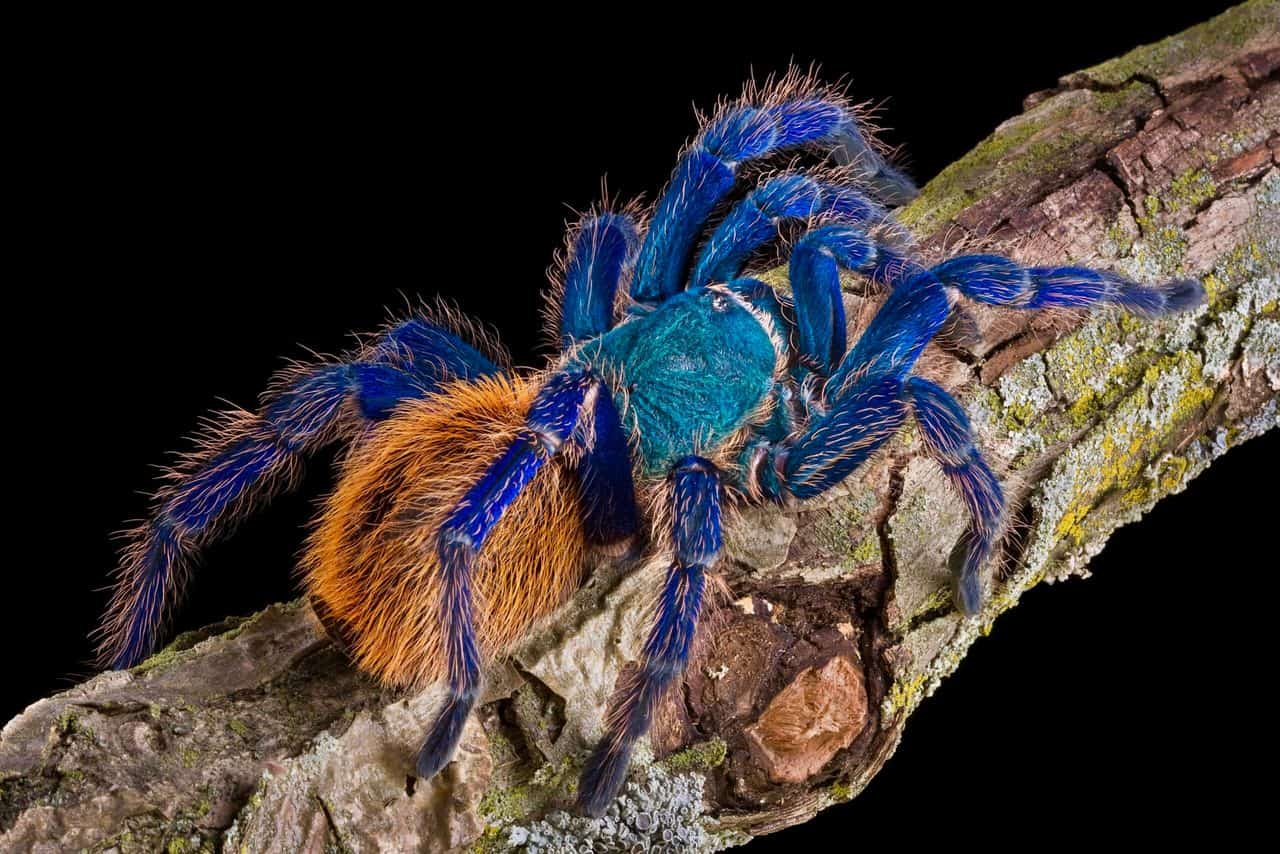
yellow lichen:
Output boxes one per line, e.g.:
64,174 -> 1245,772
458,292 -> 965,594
1053,354 -> 1213,545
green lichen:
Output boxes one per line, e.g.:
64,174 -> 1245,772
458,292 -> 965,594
530,756 -> 580,795
882,673 -> 927,719
1103,220 -> 1136,257
812,513 -> 856,555
133,612 -> 255,675
1146,225 -> 1190,275
484,728 -> 524,785
908,586 -> 955,624
1072,0 -> 1275,88
54,708 -> 95,743
812,512 -> 879,567
478,783 -> 534,826
167,838 -> 190,854
997,353 -> 1053,429
663,738 -> 728,773
1043,315 -> 1152,428
1124,454 -> 1191,507
804,484 -> 881,574
829,781 -> 854,802
850,533 -> 881,565
227,718 -> 251,739
134,645 -> 187,675
1052,351 -> 1214,546
897,104 -> 1051,235
1168,168 -> 1217,213
472,754 -> 585,842
1088,80 -> 1154,113
899,78 -> 1157,238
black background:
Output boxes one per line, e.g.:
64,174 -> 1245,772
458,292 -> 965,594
13,4 -> 1275,848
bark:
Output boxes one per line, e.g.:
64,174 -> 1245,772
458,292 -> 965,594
4,4 -> 1277,851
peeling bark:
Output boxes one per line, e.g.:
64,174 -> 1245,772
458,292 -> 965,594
3,4 -> 1277,851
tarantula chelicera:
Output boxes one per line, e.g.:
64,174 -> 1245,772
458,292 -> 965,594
99,76 -> 1203,815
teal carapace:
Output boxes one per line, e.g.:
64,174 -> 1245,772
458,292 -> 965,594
574,287 -> 779,475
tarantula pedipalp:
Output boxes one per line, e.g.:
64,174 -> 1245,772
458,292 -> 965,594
98,76 -> 1204,816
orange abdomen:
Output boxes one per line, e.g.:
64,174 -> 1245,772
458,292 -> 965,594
303,374 -> 587,690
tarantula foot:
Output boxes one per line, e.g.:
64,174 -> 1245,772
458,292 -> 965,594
414,698 -> 472,779
949,538 -> 985,617
1162,278 -> 1207,313
577,744 -> 632,818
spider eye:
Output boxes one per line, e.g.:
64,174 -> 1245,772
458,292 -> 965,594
710,293 -> 731,312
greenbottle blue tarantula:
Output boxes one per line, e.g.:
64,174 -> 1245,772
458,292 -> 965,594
98,76 -> 1204,815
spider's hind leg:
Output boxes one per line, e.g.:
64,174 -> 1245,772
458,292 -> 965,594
98,318 -> 500,671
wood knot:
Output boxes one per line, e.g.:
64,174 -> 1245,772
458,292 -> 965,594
743,655 -> 868,784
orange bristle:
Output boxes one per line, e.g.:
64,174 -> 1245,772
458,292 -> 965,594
302,374 -> 587,691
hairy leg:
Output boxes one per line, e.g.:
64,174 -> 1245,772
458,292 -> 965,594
631,92 -> 888,304
578,456 -> 720,816
905,376 -> 1004,614
558,211 -> 641,347
929,254 -> 1204,316
416,370 -> 599,778
576,389 -> 640,549
690,175 -> 885,290
98,317 -> 500,669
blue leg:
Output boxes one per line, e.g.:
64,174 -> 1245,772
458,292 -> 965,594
761,373 -> 910,500
559,212 -> 641,347
577,389 -> 639,548
631,94 -> 882,304
690,176 -> 885,289
753,372 -> 1000,614
788,224 -> 880,377
768,223 -> 916,379
370,315 -> 503,386
827,267 -> 955,395
832,121 -> 918,206
929,255 -> 1205,316
416,371 -> 597,779
905,377 -> 1004,615
98,320 -> 498,670
578,456 -> 719,816
753,265 -> 953,498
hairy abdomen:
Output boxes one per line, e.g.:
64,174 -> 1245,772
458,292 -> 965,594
303,375 -> 586,690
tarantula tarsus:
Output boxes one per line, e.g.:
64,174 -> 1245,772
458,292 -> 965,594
98,75 -> 1204,815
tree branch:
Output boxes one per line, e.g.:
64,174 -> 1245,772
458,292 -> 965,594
3,4 -> 1276,851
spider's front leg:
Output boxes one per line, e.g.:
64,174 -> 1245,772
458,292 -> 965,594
578,456 -> 720,816
904,376 -> 1004,613
757,240 -> 1205,610
557,210 -> 643,548
753,266 -> 1007,611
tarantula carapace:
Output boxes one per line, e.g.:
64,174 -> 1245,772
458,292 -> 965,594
99,75 -> 1203,815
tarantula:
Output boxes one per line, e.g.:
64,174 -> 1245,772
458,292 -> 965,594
98,76 -> 1203,815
